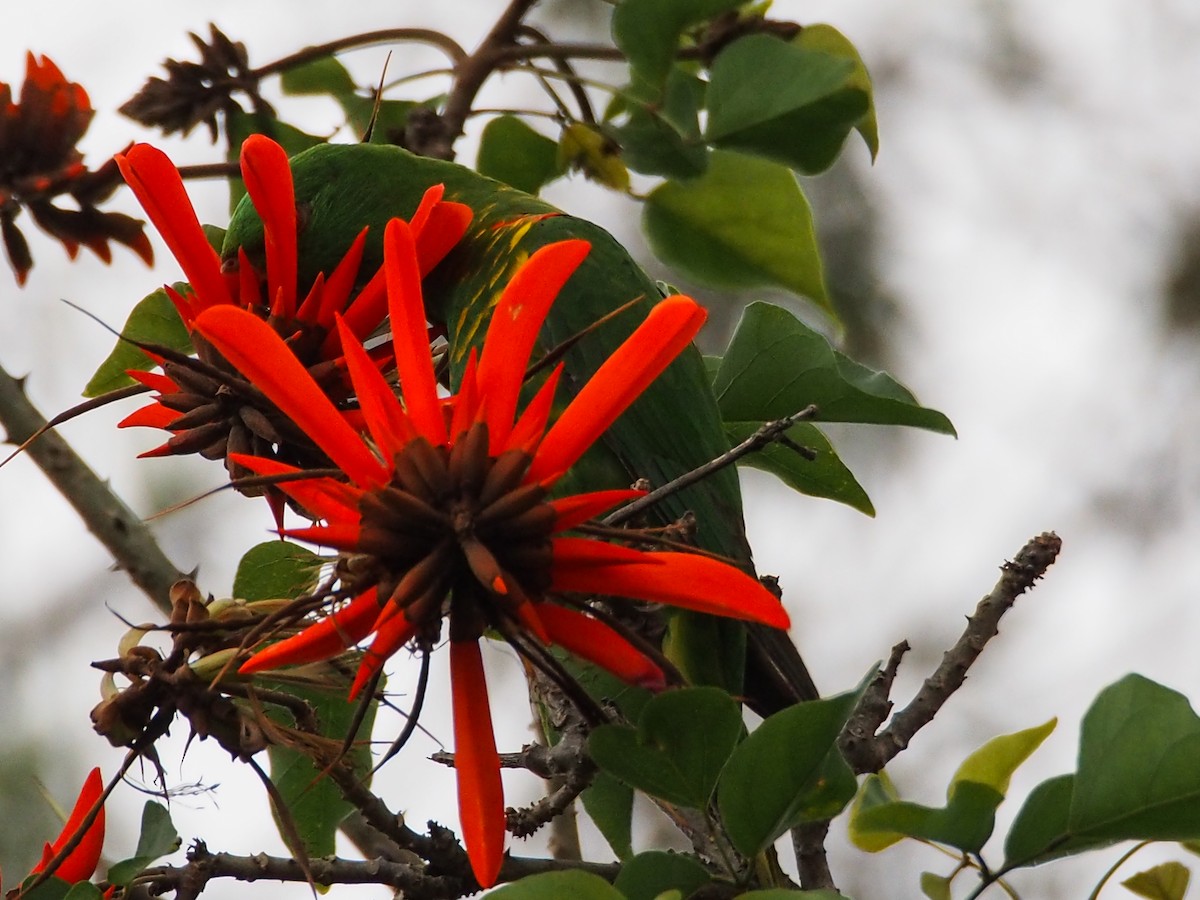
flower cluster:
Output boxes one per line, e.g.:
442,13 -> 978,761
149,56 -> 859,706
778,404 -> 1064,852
1,54 -> 152,285
116,136 -> 470,506
188,213 -> 792,887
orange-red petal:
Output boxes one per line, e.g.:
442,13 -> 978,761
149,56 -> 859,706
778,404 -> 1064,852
384,218 -> 447,445
449,640 -> 505,888
550,489 -> 645,532
475,240 -> 590,452
526,296 -> 706,485
30,767 -> 104,884
118,403 -> 180,430
335,315 -> 413,460
117,144 -> 232,309
240,135 -> 297,318
240,588 -> 382,675
314,228 -> 369,330
226,454 -> 363,524
538,605 -> 665,690
348,612 -> 420,699
506,363 -> 562,456
551,549 -> 791,630
194,307 -> 387,486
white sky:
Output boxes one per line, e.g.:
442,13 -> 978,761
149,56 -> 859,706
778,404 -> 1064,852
4,2 -> 1200,897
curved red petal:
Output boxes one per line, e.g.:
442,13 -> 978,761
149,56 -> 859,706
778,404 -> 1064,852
31,767 -> 104,883
323,265 -> 387,358
413,194 -> 472,276
240,588 -> 381,675
550,536 -> 657,569
526,296 -> 706,485
117,144 -> 232,308
448,348 -> 480,441
384,218 -> 446,444
240,135 -> 297,318
228,453 -> 362,523
315,228 -> 369,331
550,488 -> 646,533
335,315 -> 413,460
281,522 -> 363,551
348,612 -> 419,699
450,640 -> 505,888
475,240 -> 590,453
194,306 -> 387,486
506,364 -> 562,456
126,369 -> 178,394
552,550 -> 791,630
118,403 -> 180,430
539,605 -> 665,690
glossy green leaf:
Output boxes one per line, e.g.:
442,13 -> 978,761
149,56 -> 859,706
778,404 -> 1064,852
919,872 -> 953,900
61,886 -> 103,900
613,69 -> 707,179
725,420 -> 874,515
611,0 -> 744,93
105,802 -> 181,885
644,152 -> 830,313
713,302 -> 956,434
83,286 -> 192,397
261,674 -> 375,858
614,851 -> 710,900
19,880 -> 81,900
706,34 -> 867,175
1071,675 -> 1200,841
477,115 -> 561,194
233,541 -> 323,602
1122,861 -> 1191,900
486,870 -> 626,899
796,24 -> 879,161
1003,774 -> 1100,867
588,687 -> 742,809
718,691 -> 858,857
581,770 -> 635,861
280,56 -> 356,97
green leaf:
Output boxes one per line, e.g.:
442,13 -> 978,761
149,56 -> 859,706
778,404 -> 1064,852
1003,774 -> 1101,867
486,870 -> 626,899
1122,861 -> 1191,900
951,718 -> 1057,799
477,115 -> 562,194
83,286 -> 192,397
795,24 -> 879,161
61,886 -> 104,900
581,770 -> 635,861
706,34 -> 867,175
919,872 -> 953,900
614,851 -> 710,900
611,0 -> 744,93
725,420 -> 874,515
280,56 -> 357,97
233,541 -> 323,602
734,891 -> 852,899
718,691 -> 858,857
612,68 -> 708,179
105,802 -> 181,885
644,152 -> 831,314
588,687 -> 742,809
712,302 -> 956,434
18,881 -> 72,900
261,675 -> 375,858
848,772 -> 903,851
852,721 -> 1053,855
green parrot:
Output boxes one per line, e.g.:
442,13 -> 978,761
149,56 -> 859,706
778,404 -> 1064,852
222,141 -> 817,715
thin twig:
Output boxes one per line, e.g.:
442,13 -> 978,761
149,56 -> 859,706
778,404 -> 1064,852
841,532 -> 1063,774
0,363 -> 186,614
251,29 -> 469,79
605,406 -> 819,526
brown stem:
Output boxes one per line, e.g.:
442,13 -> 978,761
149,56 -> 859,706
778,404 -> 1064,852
0,363 -> 186,614
251,28 -> 468,79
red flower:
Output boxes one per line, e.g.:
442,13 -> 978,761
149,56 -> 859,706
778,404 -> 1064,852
0,54 -> 152,285
23,767 -> 105,887
115,136 -> 471,498
193,219 -> 791,888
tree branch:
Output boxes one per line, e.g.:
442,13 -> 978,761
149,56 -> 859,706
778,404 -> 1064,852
0,363 -> 186,615
841,532 -> 1063,774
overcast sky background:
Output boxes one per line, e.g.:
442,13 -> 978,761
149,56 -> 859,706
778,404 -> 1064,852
4,2 -> 1200,897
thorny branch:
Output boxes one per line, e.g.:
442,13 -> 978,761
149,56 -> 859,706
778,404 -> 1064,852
840,531 -> 1063,774
0,363 -> 186,615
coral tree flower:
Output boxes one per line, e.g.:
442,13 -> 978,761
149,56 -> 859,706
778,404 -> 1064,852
115,135 -> 471,494
18,767 -> 106,888
0,54 -> 152,285
195,217 -> 791,888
